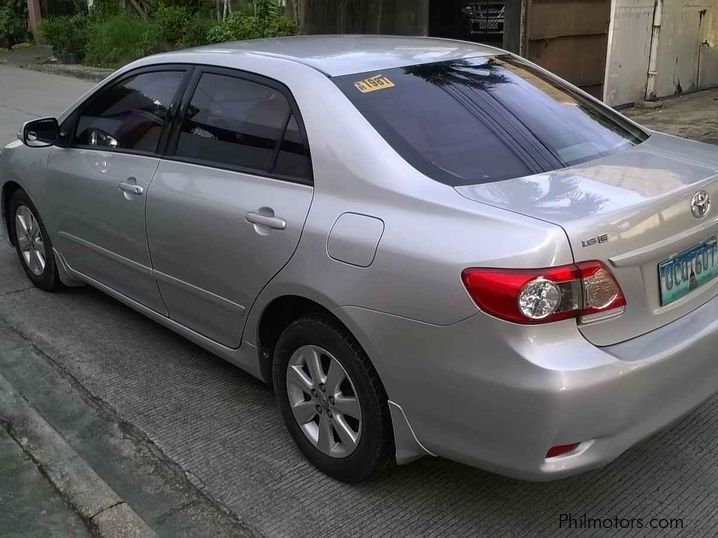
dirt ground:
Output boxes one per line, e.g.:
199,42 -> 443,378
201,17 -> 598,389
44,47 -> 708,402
624,88 -> 718,145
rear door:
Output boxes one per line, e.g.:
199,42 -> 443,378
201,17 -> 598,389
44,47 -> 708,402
146,68 -> 313,348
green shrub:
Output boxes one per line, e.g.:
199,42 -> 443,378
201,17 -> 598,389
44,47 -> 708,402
84,14 -> 157,67
157,0 -> 214,16
39,14 -> 89,55
46,0 -> 87,18
0,0 -> 29,48
88,0 -> 121,21
207,13 -> 298,43
251,0 -> 284,20
148,5 -> 212,49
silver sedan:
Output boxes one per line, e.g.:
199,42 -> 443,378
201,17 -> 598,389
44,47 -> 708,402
3,36 -> 718,483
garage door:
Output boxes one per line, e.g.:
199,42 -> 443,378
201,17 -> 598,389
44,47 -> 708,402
525,0 -> 611,98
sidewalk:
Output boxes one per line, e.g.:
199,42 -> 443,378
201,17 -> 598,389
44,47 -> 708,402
0,318 -> 252,537
1,424 -> 92,537
0,45 -> 112,82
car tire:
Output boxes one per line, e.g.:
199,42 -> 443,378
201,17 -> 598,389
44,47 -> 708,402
273,314 -> 394,483
9,189 -> 63,292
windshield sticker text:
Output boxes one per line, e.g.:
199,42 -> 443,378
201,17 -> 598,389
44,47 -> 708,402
354,75 -> 395,93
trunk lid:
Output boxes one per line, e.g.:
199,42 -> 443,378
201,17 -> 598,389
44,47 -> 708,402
456,133 -> 718,346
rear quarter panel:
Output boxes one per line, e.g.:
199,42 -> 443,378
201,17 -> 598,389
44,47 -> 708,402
242,69 -> 574,333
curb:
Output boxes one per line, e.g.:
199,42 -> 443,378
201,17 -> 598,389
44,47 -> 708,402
0,372 -> 156,537
20,63 -> 113,82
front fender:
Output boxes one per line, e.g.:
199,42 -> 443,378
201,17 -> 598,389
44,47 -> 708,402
0,141 -> 53,247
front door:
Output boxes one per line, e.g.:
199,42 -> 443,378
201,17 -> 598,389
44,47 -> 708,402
48,69 -> 188,313
146,69 -> 314,348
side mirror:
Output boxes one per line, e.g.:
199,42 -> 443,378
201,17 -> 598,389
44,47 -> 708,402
21,117 -> 59,148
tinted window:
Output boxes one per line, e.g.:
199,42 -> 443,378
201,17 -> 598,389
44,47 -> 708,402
334,56 -> 648,186
75,71 -> 184,152
274,114 -> 310,180
176,73 -> 294,174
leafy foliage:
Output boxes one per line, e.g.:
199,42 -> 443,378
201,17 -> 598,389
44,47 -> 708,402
207,13 -> 297,43
65,0 -> 298,67
89,0 -> 122,20
0,0 -> 29,48
46,0 -> 87,18
148,4 -> 211,49
38,14 -> 89,55
158,0 -> 212,14
251,0 -> 283,20
84,14 -> 156,67
207,0 -> 297,44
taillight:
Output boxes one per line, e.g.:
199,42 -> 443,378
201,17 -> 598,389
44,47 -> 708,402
546,443 -> 580,459
461,261 -> 626,325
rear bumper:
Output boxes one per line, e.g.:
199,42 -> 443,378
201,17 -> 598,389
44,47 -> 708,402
337,292 -> 718,480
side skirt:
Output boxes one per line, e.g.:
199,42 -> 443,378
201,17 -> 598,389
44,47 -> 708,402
53,248 -> 265,382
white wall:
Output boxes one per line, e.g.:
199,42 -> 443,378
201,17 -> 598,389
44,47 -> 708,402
604,0 -> 654,106
698,2 -> 718,88
604,0 -> 718,106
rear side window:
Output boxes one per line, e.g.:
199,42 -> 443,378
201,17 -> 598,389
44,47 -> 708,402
175,73 -> 310,181
334,56 -> 648,186
274,114 -> 310,179
75,71 -> 184,153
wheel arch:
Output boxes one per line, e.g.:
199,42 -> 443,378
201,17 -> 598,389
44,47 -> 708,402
1,180 -> 22,246
254,292 -> 430,465
256,294 -> 346,383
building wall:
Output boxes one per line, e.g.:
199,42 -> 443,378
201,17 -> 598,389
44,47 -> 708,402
603,0 -> 653,106
605,0 -> 718,106
700,3 -> 718,88
654,0 -> 718,97
526,0 -> 612,98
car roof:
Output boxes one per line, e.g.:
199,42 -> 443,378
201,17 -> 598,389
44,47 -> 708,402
158,35 -> 502,77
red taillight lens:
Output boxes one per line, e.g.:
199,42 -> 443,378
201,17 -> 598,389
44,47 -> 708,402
546,443 -> 580,459
461,261 -> 626,325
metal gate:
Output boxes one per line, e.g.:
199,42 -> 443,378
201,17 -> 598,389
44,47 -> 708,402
428,0 -> 505,46
462,1 -> 506,44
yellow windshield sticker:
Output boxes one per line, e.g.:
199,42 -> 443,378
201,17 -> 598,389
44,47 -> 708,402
354,75 -> 395,94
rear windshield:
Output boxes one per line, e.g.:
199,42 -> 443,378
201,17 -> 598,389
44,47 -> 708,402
333,55 -> 648,186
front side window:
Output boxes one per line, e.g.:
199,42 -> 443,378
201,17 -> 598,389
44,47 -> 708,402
175,73 -> 310,181
334,56 -> 648,186
75,71 -> 184,153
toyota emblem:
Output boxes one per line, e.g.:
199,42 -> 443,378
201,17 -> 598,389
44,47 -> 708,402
691,190 -> 711,219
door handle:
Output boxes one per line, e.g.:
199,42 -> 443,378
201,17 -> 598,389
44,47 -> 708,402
118,179 -> 144,196
246,211 -> 286,230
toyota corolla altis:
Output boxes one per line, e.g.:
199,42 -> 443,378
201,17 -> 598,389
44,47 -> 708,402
3,36 -> 718,483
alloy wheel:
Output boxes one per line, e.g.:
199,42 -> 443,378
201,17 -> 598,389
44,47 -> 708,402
285,345 -> 363,458
15,205 -> 46,277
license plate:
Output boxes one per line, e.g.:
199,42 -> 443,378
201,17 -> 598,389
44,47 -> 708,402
659,237 -> 718,306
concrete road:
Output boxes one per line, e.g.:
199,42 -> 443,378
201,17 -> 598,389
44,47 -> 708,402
2,64 -> 718,536
0,65 -> 94,144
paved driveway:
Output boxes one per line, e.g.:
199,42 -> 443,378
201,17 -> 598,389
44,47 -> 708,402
2,65 -> 718,536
